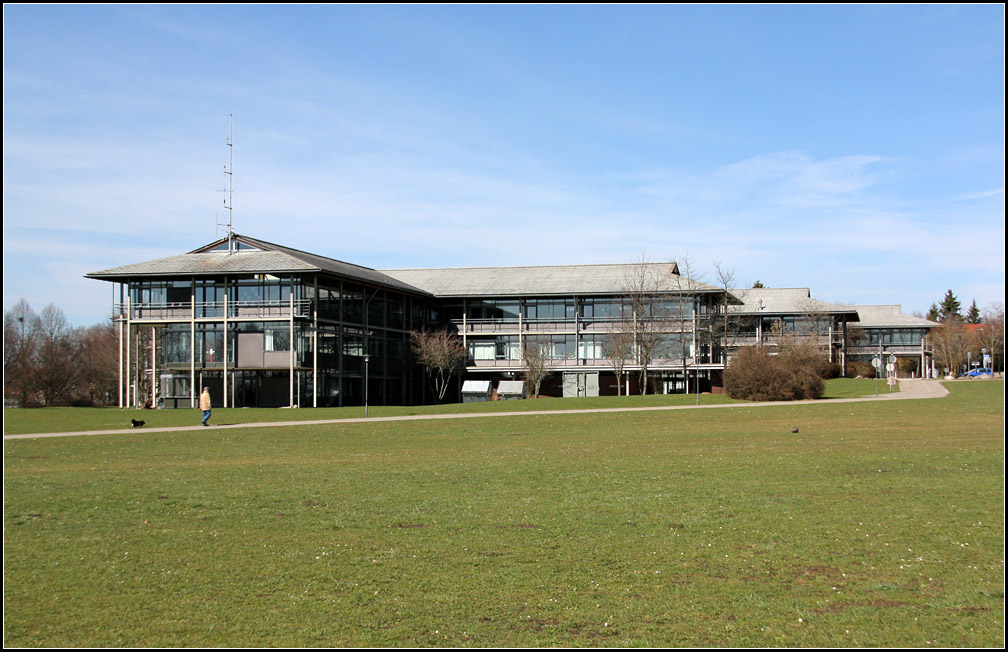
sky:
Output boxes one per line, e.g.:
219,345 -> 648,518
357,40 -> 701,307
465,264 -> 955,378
4,4 -> 1005,326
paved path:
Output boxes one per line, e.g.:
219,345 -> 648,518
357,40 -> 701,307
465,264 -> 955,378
4,378 -> 950,441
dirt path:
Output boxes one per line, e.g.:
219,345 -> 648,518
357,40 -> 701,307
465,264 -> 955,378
4,379 -> 952,441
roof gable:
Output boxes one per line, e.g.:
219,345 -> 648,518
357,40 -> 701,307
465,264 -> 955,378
87,234 -> 430,296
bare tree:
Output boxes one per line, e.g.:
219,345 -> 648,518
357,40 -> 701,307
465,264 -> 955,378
621,252 -> 676,395
125,326 -> 156,408
930,316 -> 970,377
669,252 -> 706,396
410,328 -> 466,402
601,328 -> 634,396
795,296 -> 833,348
710,261 -> 748,365
522,335 -> 554,398
35,304 -> 77,406
74,321 -> 119,406
975,302 -> 1005,372
3,299 -> 41,406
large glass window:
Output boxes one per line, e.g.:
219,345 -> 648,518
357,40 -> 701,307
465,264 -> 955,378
167,281 -> 191,304
578,338 -> 603,360
264,324 -> 290,352
525,299 -> 574,321
195,324 -> 226,365
162,326 -> 191,364
546,335 -> 577,359
470,340 -> 495,360
387,296 -> 404,329
343,286 -> 364,324
343,327 -> 364,357
368,293 -> 385,327
865,328 -> 925,346
580,298 -> 626,320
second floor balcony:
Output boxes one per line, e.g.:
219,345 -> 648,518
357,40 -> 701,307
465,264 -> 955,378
117,299 -> 313,321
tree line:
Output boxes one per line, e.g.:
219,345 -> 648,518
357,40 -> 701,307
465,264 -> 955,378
4,299 -> 119,407
924,290 -> 1004,376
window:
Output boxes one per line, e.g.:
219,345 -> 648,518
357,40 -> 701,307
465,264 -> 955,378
470,341 -> 495,360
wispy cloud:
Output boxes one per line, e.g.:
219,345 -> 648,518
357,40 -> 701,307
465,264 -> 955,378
3,5 -> 1003,324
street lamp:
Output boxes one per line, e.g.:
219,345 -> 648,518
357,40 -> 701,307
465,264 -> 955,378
364,353 -> 370,418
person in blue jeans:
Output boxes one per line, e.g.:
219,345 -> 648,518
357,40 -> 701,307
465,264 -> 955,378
199,387 -> 212,426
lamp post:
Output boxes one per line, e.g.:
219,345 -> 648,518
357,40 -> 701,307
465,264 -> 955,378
364,353 -> 370,418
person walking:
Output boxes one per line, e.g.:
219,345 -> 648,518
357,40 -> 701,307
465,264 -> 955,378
199,387 -> 212,426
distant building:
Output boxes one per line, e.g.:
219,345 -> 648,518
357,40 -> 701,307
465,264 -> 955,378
837,304 -> 938,375
86,234 -> 939,408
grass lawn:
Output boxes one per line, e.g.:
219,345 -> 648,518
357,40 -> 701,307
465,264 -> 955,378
3,380 -> 1002,647
1,377 -> 892,436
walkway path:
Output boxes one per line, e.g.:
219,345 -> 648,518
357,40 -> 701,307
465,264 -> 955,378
4,379 -> 950,441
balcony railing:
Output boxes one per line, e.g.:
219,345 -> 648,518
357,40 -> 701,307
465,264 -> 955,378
467,356 -> 703,369
726,332 -> 845,347
456,317 -> 706,334
846,342 -> 930,355
116,300 -> 313,321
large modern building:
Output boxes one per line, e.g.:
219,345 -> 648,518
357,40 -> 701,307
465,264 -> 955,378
86,233 -> 938,409
729,288 -> 936,376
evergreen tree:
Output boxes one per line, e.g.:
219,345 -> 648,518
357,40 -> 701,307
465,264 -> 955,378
938,289 -> 961,322
965,299 -> 981,324
752,280 -> 765,288
926,303 -> 940,322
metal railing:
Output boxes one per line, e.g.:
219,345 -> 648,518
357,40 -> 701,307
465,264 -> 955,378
456,317 -> 705,334
116,300 -> 313,320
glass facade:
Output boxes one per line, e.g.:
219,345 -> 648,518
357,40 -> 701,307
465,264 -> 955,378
123,273 -> 428,409
109,239 -> 913,406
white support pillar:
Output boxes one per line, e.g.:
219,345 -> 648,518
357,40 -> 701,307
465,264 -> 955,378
517,309 -> 522,363
151,326 -> 157,409
312,306 -> 318,408
190,287 -> 196,408
133,321 -> 139,408
573,295 -> 579,366
222,283 -> 229,408
126,295 -> 132,408
118,315 -> 124,409
290,289 -> 295,407
691,303 -> 698,395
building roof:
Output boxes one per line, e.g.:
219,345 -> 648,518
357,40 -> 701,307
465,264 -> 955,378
85,234 -> 430,296
731,287 -> 860,319
843,305 -> 939,329
381,262 -> 729,298
86,235 -> 734,300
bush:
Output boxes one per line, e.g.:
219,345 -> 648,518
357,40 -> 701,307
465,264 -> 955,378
724,346 -> 824,401
812,358 -> 841,379
846,360 -> 875,378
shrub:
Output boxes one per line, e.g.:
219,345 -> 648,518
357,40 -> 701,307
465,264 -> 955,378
724,346 -> 824,401
846,360 -> 875,378
812,358 -> 841,379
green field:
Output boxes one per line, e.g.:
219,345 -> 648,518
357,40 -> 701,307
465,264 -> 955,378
1,377 -> 894,436
3,380 -> 1002,647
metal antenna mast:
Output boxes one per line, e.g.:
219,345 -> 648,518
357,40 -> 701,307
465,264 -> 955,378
218,114 -> 235,253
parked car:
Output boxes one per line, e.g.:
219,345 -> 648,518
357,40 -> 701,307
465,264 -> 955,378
966,367 -> 993,377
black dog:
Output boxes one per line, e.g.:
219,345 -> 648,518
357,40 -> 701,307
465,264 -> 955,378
131,419 -> 145,428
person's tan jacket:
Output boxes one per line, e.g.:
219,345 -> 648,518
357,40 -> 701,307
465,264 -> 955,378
200,391 -> 212,411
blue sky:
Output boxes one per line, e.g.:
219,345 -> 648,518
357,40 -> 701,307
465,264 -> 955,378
4,4 -> 1004,325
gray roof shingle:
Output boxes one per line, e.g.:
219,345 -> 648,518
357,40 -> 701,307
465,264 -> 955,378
86,234 -> 429,295
380,263 -> 724,298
